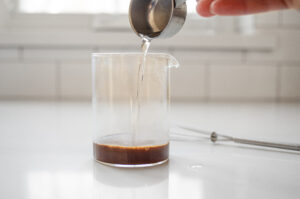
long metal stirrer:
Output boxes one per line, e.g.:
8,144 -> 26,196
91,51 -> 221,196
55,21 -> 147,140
174,125 -> 300,152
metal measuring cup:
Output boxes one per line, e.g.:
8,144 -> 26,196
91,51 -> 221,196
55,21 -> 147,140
129,0 -> 187,39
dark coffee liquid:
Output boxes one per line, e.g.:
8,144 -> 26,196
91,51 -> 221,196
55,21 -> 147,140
93,142 -> 169,165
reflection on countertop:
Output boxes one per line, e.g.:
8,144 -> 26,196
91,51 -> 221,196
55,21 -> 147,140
93,161 -> 169,199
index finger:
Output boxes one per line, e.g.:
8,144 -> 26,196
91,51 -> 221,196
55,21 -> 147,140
197,0 -> 289,16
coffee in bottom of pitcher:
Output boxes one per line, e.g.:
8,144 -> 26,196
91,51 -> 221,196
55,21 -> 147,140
93,141 -> 169,166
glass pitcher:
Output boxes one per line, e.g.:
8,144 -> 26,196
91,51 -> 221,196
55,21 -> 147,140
92,53 -> 179,167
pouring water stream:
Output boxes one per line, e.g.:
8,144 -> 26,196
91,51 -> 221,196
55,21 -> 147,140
132,36 -> 151,145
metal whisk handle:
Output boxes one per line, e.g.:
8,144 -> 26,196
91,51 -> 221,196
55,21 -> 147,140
232,137 -> 300,151
214,132 -> 300,151
177,126 -> 300,152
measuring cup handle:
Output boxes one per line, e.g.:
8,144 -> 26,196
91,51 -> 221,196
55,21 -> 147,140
175,0 -> 186,7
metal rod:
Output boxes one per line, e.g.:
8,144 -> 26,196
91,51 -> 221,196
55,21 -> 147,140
177,125 -> 211,135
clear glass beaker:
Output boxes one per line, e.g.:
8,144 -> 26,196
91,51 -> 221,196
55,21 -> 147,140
92,53 -> 179,167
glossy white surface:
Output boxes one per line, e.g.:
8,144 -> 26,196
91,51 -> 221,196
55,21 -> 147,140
0,101 -> 300,199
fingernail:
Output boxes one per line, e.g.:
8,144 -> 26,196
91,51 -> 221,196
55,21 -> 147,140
210,0 -> 217,14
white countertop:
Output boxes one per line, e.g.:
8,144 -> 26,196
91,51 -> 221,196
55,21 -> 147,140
0,101 -> 300,199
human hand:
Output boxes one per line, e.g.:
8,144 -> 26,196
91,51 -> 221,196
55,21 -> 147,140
196,0 -> 300,17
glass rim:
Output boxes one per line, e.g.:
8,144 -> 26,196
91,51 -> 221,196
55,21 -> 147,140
92,52 -> 179,68
92,52 -> 171,56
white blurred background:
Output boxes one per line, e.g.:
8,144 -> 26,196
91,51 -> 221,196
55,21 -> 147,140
0,0 -> 300,102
